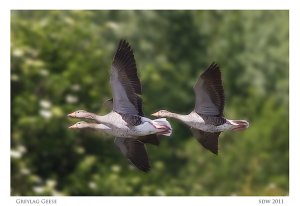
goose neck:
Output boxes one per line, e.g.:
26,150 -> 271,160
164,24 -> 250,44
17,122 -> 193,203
165,111 -> 186,121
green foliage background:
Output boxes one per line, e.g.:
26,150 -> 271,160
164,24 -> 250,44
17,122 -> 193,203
11,10 -> 289,196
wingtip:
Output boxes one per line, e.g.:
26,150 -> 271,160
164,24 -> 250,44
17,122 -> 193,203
143,168 -> 151,173
138,166 -> 151,173
205,146 -> 218,155
199,61 -> 222,80
196,140 -> 219,155
209,62 -> 220,70
211,61 -> 218,66
212,149 -> 218,155
115,39 -> 134,59
118,39 -> 130,48
119,39 -> 126,44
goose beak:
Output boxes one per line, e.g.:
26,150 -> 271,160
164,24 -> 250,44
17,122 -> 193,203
151,112 -> 159,117
67,112 -> 76,118
68,124 -> 76,129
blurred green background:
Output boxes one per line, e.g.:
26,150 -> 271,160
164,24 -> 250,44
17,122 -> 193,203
11,10 -> 288,196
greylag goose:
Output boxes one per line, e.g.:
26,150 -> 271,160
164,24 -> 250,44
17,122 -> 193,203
152,63 -> 249,155
68,40 -> 172,172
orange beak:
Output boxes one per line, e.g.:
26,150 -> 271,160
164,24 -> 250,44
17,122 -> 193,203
151,112 -> 159,117
67,112 -> 76,118
68,124 -> 77,129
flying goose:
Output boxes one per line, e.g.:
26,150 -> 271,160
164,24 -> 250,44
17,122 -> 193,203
152,63 -> 249,155
68,40 -> 172,172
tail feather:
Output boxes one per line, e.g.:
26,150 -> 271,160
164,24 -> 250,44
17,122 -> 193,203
229,120 -> 249,131
152,118 -> 172,136
153,118 -> 172,129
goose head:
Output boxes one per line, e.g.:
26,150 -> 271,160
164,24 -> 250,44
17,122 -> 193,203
151,110 -> 172,118
68,121 -> 90,129
67,110 -> 95,119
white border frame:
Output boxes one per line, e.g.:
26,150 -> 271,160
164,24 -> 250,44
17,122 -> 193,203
1,1 -> 299,206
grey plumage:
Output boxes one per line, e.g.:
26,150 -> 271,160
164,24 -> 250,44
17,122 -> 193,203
110,40 -> 159,171
110,40 -> 143,116
201,115 -> 226,126
194,62 -> 224,116
120,113 -> 142,126
192,63 -> 225,154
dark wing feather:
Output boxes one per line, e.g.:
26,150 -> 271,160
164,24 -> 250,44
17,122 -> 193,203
190,128 -> 221,155
114,137 -> 150,172
193,62 -> 224,116
113,40 -> 142,95
110,40 -> 143,116
201,115 -> 227,126
104,98 -> 143,121
120,113 -> 142,126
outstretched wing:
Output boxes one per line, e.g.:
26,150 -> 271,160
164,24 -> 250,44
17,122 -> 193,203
193,62 -> 224,116
110,40 -> 143,116
190,128 -> 221,155
114,137 -> 150,172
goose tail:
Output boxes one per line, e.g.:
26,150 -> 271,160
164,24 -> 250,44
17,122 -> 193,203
152,118 -> 173,136
228,120 -> 250,131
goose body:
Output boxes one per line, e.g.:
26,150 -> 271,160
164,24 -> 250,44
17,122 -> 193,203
156,111 -> 245,133
152,63 -> 249,154
68,40 -> 172,172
